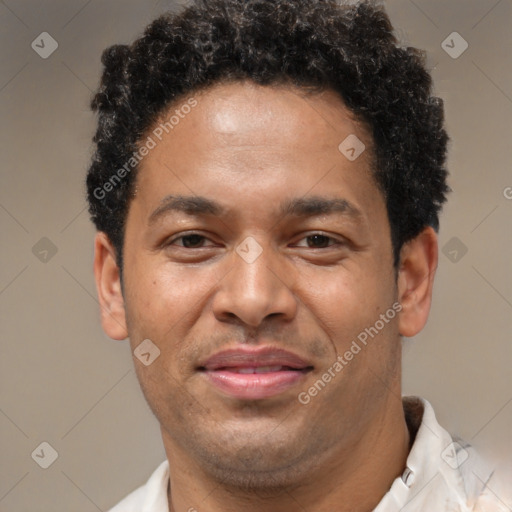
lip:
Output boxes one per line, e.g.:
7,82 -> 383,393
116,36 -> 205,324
199,346 -> 313,400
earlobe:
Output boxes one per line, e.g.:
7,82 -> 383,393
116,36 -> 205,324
93,232 -> 128,340
397,227 -> 438,338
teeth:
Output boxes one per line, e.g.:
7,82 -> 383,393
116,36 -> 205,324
255,365 -> 283,373
237,368 -> 256,374
235,366 -> 284,374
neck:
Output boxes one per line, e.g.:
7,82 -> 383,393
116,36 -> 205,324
164,393 -> 410,512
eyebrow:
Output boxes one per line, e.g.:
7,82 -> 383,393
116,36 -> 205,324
148,195 -> 225,225
148,194 -> 362,225
280,196 -> 362,219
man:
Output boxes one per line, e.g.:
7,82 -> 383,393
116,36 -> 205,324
86,1 -> 506,510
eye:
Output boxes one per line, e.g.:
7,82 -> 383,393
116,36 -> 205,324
168,233 -> 215,248
293,233 -> 341,248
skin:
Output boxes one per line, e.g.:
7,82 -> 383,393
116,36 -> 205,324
94,81 -> 438,512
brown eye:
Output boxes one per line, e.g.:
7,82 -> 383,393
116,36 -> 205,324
306,234 -> 333,248
179,234 -> 207,248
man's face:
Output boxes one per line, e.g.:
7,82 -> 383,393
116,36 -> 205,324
119,82 -> 401,485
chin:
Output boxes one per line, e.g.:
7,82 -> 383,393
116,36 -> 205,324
202,454 -> 313,493
179,425 -> 328,492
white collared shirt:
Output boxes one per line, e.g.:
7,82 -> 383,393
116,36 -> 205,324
108,397 -> 510,512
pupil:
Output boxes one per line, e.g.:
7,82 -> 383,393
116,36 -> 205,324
183,235 -> 204,248
308,235 -> 329,248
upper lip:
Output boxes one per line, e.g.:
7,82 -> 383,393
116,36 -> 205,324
199,346 -> 312,371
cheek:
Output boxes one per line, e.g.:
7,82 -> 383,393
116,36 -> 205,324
124,262 -> 222,340
295,259 -> 396,344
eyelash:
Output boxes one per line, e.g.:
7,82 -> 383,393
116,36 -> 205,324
167,233 -> 217,249
165,232 -> 344,249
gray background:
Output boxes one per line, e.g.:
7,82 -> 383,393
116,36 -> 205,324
1,0 -> 511,510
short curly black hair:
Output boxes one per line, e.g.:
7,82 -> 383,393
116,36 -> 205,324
87,0 -> 449,270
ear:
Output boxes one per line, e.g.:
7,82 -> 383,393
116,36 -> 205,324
93,232 -> 128,340
397,226 -> 438,337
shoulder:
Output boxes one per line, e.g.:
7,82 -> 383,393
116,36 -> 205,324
107,460 -> 170,512
472,468 -> 512,512
378,397 -> 510,512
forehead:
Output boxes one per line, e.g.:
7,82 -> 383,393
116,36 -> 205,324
156,81 -> 370,152
131,81 -> 381,222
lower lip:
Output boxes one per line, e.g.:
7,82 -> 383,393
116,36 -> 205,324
203,370 -> 308,400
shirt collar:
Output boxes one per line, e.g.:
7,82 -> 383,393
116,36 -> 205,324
141,459 -> 170,512
374,396 -> 493,511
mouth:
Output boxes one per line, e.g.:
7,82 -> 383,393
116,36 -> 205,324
198,347 -> 313,400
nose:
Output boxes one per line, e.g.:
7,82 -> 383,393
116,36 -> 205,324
212,241 -> 298,328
